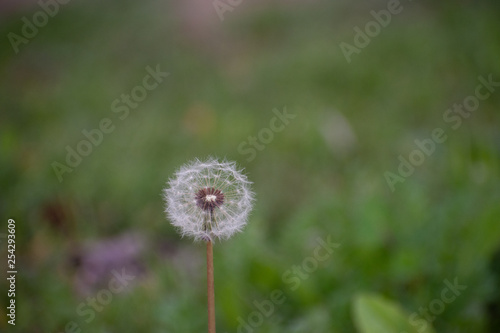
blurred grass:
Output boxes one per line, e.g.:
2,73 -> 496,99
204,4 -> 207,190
1,0 -> 500,332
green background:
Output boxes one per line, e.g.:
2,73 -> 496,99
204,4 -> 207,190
1,0 -> 499,332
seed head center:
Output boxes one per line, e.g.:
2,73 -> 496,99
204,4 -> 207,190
205,194 -> 217,202
195,187 -> 225,212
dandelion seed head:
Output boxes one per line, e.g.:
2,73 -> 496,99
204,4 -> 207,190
163,157 -> 254,242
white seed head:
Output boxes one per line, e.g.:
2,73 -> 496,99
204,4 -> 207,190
163,157 -> 255,242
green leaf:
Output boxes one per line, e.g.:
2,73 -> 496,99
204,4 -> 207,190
352,293 -> 435,333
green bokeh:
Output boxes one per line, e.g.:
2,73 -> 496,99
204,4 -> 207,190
1,1 -> 499,332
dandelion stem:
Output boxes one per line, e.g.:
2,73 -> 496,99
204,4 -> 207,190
210,209 -> 219,229
203,213 -> 208,232
207,240 -> 216,333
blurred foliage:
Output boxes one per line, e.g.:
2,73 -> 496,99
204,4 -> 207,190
353,293 -> 435,333
1,0 -> 500,332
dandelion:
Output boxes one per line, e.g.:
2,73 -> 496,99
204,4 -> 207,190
163,157 -> 254,242
163,157 -> 254,333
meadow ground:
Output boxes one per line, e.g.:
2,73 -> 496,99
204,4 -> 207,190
1,1 -> 499,332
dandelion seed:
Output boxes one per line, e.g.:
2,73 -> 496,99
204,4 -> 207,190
163,157 -> 254,242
